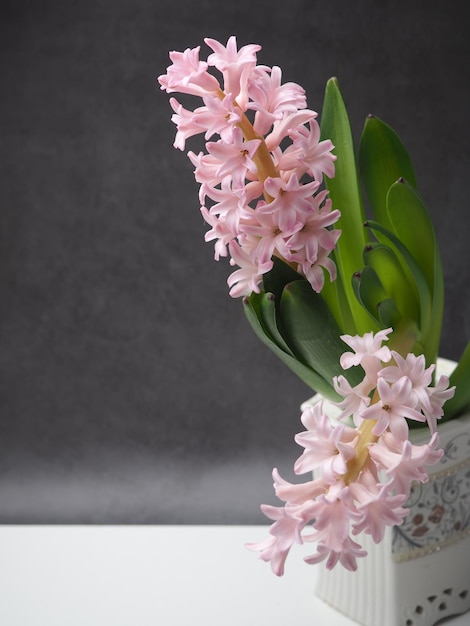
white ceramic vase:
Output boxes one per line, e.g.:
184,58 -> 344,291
302,358 -> 470,626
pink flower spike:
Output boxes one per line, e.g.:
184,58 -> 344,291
158,46 -> 220,97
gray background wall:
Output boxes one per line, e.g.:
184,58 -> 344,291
0,0 -> 468,523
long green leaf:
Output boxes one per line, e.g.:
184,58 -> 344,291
386,180 -> 436,293
261,258 -> 320,355
441,341 -> 470,420
258,292 -> 295,355
243,292 -> 340,398
352,271 -> 376,325
377,298 -> 402,328
354,266 -> 399,326
319,250 -> 350,332
365,219 -> 434,361
385,180 -> 444,361
363,242 -> 420,326
359,115 -> 417,229
262,257 -> 304,305
320,77 -> 372,335
279,280 -> 363,390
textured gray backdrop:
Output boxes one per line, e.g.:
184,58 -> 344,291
0,0 -> 468,523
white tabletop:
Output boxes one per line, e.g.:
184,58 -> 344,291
0,525 -> 467,626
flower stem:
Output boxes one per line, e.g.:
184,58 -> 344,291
343,418 -> 378,485
237,113 -> 280,187
217,88 -> 279,199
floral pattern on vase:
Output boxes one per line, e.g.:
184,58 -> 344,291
392,431 -> 470,562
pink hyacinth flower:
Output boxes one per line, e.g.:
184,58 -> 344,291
424,374 -> 456,433
360,376 -> 426,439
245,497 -> 315,576
247,65 -> 308,135
226,240 -> 272,297
196,92 -> 242,143
350,475 -> 409,543
294,403 -> 357,482
261,174 -> 320,232
369,431 -> 443,494
304,535 -> 367,572
158,46 -> 220,97
205,36 -> 261,109
340,327 -> 393,373
206,127 -> 261,191
277,121 -> 336,181
272,467 -> 327,505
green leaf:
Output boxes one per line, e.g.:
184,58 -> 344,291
317,259 -> 346,331
377,298 -> 401,328
320,77 -> 372,335
352,265 -> 403,329
359,115 -> 417,229
365,219 -> 434,360
386,180 -> 436,293
363,242 -> 420,326
262,257 -> 304,305
352,266 -> 388,325
261,257 -> 316,355
279,280 -> 363,390
385,180 -> 444,362
258,292 -> 294,355
243,292 -> 341,398
428,243 -> 444,362
441,341 -> 470,421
